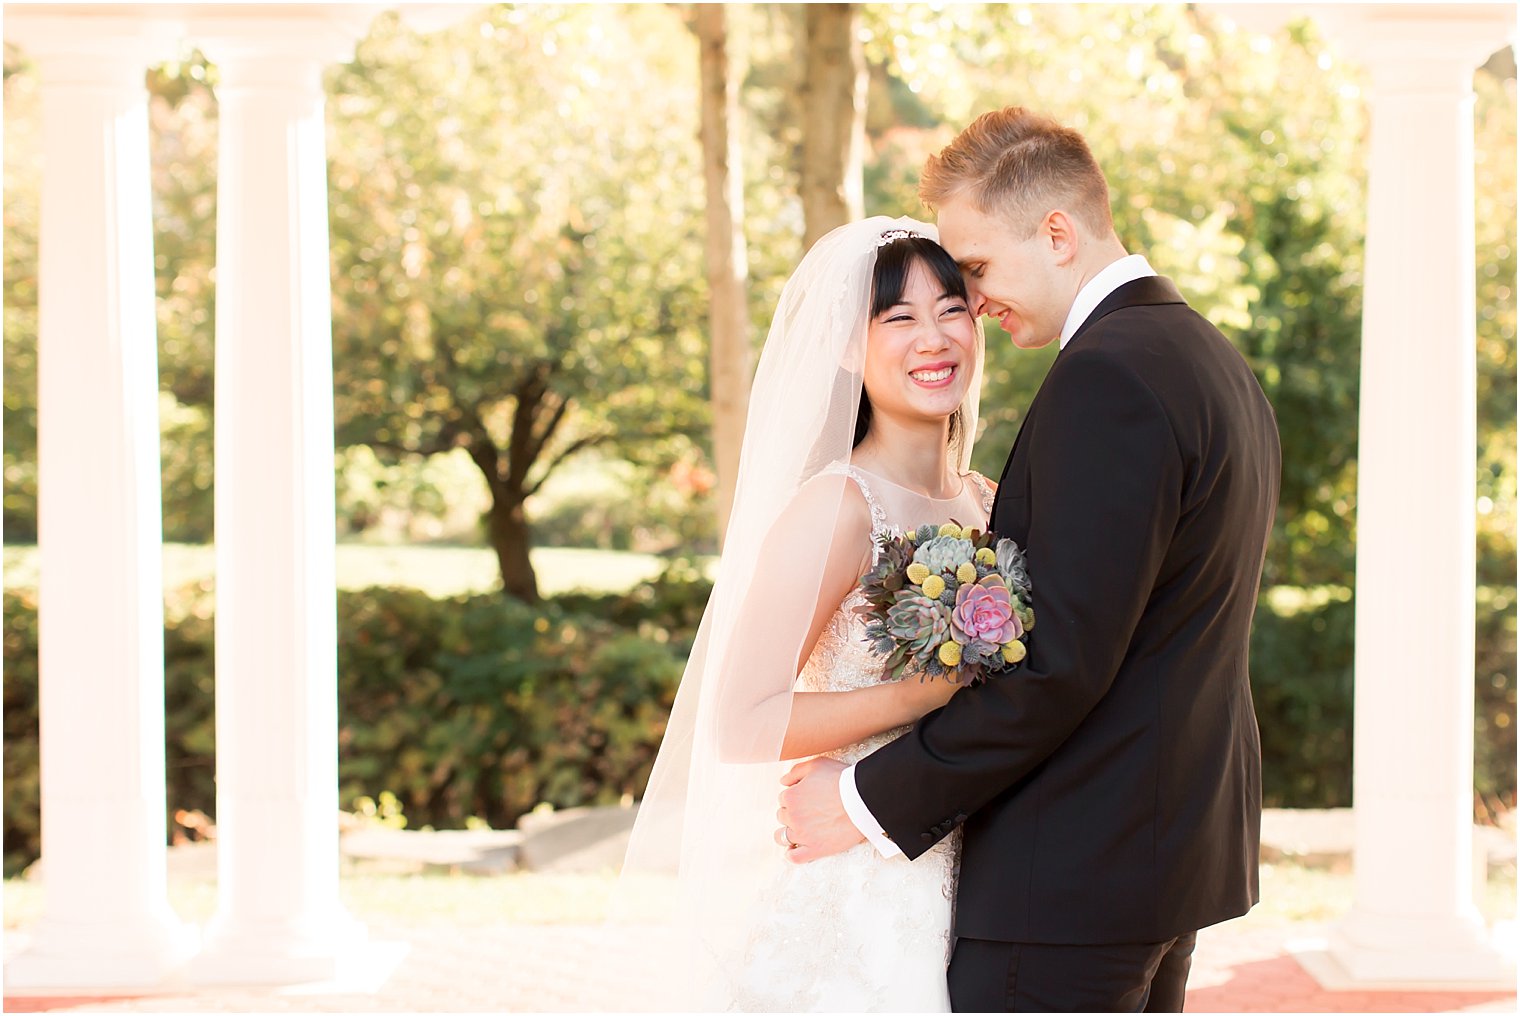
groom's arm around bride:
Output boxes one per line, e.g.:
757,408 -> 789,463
783,107 -> 1282,1013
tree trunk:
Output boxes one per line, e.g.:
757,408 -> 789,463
487,484 -> 539,603
800,3 -> 866,249
696,3 -> 752,542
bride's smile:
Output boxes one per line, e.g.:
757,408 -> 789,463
863,262 -> 977,430
908,362 -> 957,387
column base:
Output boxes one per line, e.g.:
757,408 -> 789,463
1307,909 -> 1517,988
5,913 -> 198,989
188,908 -> 372,986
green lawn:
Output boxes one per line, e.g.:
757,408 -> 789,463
2,543 -> 715,599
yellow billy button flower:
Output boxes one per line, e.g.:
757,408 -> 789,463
906,563 -> 931,585
921,575 -> 946,599
975,547 -> 997,567
1002,641 -> 1027,664
956,562 -> 978,585
938,523 -> 963,539
938,641 -> 963,667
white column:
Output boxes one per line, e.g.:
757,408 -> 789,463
1323,4 -> 1515,985
189,24 -> 371,985
4,19 -> 196,989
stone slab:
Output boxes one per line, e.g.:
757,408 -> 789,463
515,804 -> 637,874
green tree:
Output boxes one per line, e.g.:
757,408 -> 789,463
3,47 -> 40,542
1472,65 -> 1518,805
860,5 -> 1370,589
3,50 -> 222,544
855,3 -> 1515,799
694,3 -> 753,540
326,6 -> 710,601
800,3 -> 867,246
145,54 -> 219,543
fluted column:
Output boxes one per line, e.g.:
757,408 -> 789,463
1321,4 -> 1515,984
189,17 -> 375,985
3,13 -> 195,989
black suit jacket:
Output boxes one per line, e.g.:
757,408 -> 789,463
855,276 -> 1281,945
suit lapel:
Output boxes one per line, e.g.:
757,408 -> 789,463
1061,275 -> 1187,354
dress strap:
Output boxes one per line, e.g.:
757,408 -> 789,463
967,470 -> 996,517
817,462 -> 890,536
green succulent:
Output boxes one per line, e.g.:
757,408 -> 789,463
913,535 -> 974,575
996,539 -> 1032,600
885,590 -> 951,667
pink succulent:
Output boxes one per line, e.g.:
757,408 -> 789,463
952,577 -> 1021,645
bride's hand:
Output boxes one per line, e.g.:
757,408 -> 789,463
897,672 -> 964,718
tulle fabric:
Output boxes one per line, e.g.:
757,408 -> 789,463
603,216 -> 985,1010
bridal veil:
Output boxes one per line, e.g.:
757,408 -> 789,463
605,215 -> 985,1008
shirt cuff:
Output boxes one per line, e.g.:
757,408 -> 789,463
840,762 -> 903,858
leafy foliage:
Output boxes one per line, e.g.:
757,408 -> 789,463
0,6 -> 1512,834
851,7 -> 1514,788
2,52 -> 40,542
335,586 -> 681,830
6,571 -> 1509,875
2,580 -> 687,875
2,589 -> 40,875
326,6 -> 710,597
1248,591 -> 1356,807
858,6 -> 1374,587
2,49 -> 222,543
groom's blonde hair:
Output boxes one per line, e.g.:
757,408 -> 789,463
920,106 -> 1115,240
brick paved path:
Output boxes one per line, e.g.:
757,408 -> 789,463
1188,918 -> 1515,1013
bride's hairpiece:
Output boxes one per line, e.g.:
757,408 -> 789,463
876,228 -> 920,247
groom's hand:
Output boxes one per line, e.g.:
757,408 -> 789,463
777,757 -> 864,864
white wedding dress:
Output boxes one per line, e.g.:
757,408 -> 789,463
717,464 -> 996,1013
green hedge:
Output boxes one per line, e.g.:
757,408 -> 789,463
1249,589 -> 1517,810
1473,585 -> 1518,813
1249,594 -> 1356,807
2,592 -> 40,877
334,586 -> 682,830
3,578 -> 1514,876
3,580 -> 687,876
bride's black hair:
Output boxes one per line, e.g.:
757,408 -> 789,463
854,235 -> 971,450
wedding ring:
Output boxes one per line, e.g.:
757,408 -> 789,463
782,827 -> 797,849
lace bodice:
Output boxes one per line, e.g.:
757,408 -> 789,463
719,464 -> 993,1012
797,464 -> 996,762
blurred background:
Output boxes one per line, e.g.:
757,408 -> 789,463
1,1 -> 1513,892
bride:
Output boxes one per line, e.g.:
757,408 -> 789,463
613,216 -> 992,1012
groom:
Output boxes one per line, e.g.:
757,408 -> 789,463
780,107 -> 1281,1012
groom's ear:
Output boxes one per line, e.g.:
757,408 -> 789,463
1043,209 -> 1080,267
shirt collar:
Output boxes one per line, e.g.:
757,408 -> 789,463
1059,254 -> 1158,349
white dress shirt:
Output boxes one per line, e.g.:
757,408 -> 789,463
1058,254 -> 1157,349
838,253 -> 1160,858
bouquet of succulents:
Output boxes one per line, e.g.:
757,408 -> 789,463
855,522 -> 1034,685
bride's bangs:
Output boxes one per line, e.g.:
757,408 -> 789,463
869,236 -> 971,318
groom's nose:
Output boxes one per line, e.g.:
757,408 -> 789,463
966,286 -> 988,317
